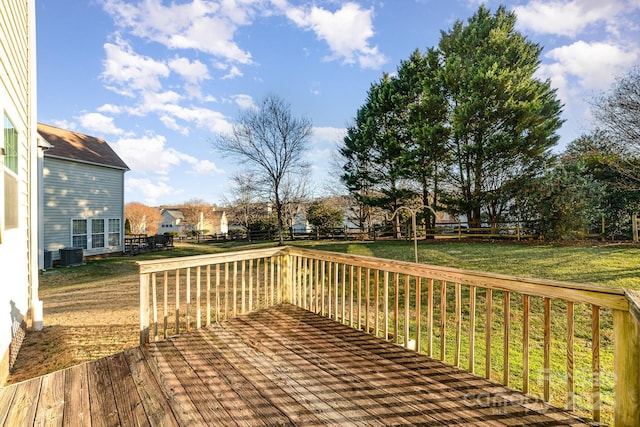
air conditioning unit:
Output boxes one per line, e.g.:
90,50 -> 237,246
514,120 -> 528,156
43,250 -> 53,270
59,247 -> 83,267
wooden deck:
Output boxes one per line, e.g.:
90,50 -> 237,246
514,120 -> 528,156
1,304 -> 599,426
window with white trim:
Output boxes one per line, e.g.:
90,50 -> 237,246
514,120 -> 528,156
72,218 -> 121,249
92,219 -> 105,248
3,113 -> 19,230
108,219 -> 121,246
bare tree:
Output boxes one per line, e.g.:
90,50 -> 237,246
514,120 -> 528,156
125,202 -> 161,235
178,198 -> 215,235
223,172 -> 264,239
592,67 -> 640,186
215,94 -> 312,245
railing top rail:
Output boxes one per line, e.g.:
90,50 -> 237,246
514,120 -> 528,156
137,246 -> 283,274
284,246 -> 629,311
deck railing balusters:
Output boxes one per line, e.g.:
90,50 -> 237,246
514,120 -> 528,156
485,288 -> 492,380
249,259 -> 254,313
196,266 -> 201,329
341,262 -> 346,324
138,246 -> 640,425
366,269 -> 371,334
427,278 -> 433,357
415,277 -> 421,354
335,263 -> 340,321
404,274 -> 410,348
175,269 -> 180,335
357,267 -> 363,330
186,268 -> 191,332
522,294 -> 529,394
163,271 -> 168,339
215,264 -> 220,323
567,300 -> 575,411
206,265 -> 211,327
544,297 -> 551,402
592,305 -> 600,422
454,282 -> 461,366
152,272 -> 158,341
503,291 -> 510,386
468,285 -> 476,373
440,281 -> 446,361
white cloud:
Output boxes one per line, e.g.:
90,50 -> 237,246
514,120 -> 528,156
311,126 -> 346,146
168,56 -> 210,84
232,94 -> 256,109
283,2 -> 387,69
514,0 -> 626,37
77,112 -> 124,135
102,0 -> 256,64
159,104 -> 233,134
221,65 -> 243,79
102,39 -> 170,95
540,40 -> 638,95
125,177 -> 179,205
111,134 -> 182,174
186,158 -> 224,175
97,104 -> 122,114
49,119 -> 77,131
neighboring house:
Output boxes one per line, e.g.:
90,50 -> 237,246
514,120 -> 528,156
0,0 -> 42,384
38,123 -> 129,262
159,208 -> 185,235
202,210 -> 228,235
292,206 -> 311,234
159,207 -> 229,236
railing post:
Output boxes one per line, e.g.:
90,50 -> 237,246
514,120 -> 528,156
281,252 -> 292,303
613,291 -> 640,426
140,271 -> 150,347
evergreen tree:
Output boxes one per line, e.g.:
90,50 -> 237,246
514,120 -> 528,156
438,5 -> 563,227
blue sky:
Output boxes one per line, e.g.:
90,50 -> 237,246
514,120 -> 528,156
36,0 -> 640,206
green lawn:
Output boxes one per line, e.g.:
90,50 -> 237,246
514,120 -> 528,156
292,239 -> 640,290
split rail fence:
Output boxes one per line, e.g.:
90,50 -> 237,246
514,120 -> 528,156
139,246 -> 640,426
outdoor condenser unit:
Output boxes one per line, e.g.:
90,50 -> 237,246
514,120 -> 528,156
43,250 -> 53,269
59,247 -> 83,267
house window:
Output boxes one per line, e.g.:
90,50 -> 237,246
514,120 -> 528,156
108,218 -> 120,246
3,114 -> 18,173
72,218 -> 121,249
72,219 -> 88,249
3,113 -> 19,230
92,219 -> 105,248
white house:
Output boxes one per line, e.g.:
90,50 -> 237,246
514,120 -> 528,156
202,210 -> 228,235
159,207 -> 229,236
38,123 -> 129,263
158,208 -> 185,235
0,0 -> 41,384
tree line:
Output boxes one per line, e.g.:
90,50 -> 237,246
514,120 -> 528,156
339,5 -> 640,241
128,5 -> 639,243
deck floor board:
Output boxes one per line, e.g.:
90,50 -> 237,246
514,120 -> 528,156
1,304 -> 601,426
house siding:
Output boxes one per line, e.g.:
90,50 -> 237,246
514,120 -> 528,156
0,0 -> 38,384
43,157 -> 125,259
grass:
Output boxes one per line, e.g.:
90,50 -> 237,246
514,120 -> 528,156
10,238 -> 639,424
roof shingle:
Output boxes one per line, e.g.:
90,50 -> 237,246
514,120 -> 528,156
38,123 -> 129,170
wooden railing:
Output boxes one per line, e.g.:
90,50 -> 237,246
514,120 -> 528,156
139,246 -> 640,426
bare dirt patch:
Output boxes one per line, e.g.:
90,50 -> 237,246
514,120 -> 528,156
6,268 -> 140,385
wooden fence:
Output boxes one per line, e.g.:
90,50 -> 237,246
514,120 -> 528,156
138,246 -> 640,425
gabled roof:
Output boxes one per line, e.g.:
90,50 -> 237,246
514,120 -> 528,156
38,123 -> 129,171
161,208 -> 184,221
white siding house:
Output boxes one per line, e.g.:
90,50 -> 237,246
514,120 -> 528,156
0,0 -> 41,384
39,124 -> 129,262
159,208 -> 185,235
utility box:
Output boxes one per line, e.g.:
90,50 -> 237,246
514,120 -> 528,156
43,250 -> 53,269
59,247 -> 83,267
